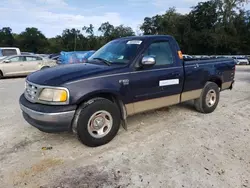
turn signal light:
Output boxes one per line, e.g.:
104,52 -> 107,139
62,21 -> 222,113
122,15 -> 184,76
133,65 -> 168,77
178,51 -> 183,60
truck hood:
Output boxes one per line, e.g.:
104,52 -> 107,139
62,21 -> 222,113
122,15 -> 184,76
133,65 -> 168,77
27,63 -> 124,86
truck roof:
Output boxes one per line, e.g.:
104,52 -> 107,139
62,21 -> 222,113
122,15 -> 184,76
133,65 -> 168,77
115,35 -> 173,41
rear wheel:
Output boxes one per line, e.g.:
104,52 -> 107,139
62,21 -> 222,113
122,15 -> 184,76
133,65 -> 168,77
194,82 -> 220,113
75,98 -> 121,147
0,71 -> 3,79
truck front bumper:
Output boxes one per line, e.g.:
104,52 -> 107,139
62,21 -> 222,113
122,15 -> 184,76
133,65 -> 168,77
19,94 -> 77,133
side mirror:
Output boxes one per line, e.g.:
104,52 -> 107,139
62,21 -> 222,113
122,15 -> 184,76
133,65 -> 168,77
140,55 -> 156,68
3,60 -> 10,63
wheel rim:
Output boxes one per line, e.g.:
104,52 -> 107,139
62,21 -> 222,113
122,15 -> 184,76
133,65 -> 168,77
205,89 -> 216,107
87,110 -> 113,139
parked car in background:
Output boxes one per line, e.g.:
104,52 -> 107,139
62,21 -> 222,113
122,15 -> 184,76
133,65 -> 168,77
0,47 -> 21,59
52,55 -> 60,63
183,54 -> 193,59
51,55 -> 60,60
36,54 -> 50,58
21,52 -> 34,55
49,53 -> 60,59
233,56 -> 249,65
0,55 -> 56,79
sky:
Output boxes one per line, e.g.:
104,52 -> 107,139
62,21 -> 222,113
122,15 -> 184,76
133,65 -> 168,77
0,0 -> 249,38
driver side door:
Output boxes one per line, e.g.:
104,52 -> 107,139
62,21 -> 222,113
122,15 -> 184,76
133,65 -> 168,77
127,40 -> 183,115
2,56 -> 26,76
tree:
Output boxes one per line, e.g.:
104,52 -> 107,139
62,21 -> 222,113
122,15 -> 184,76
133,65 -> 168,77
112,25 -> 135,38
0,27 -> 15,47
47,35 -> 64,53
61,28 -> 82,51
216,0 -> 248,25
18,28 -> 48,53
98,22 -> 115,37
140,17 -> 157,35
83,24 -> 94,36
189,1 -> 218,31
99,22 -> 134,42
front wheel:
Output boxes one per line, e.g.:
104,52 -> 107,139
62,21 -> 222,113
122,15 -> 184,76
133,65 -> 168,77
75,98 -> 121,147
194,82 -> 220,113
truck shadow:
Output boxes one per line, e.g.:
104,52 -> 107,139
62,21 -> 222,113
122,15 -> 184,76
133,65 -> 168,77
176,100 -> 197,112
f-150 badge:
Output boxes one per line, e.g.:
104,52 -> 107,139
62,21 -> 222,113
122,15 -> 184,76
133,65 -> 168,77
119,79 -> 129,85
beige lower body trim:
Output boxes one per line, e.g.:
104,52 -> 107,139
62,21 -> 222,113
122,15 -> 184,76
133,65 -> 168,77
221,81 -> 232,90
125,103 -> 134,116
125,94 -> 180,116
181,89 -> 202,102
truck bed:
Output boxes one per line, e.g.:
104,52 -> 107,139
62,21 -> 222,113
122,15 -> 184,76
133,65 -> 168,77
182,58 -> 235,97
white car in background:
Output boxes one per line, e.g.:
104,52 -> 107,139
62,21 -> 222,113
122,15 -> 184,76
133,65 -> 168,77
233,57 -> 249,65
0,55 -> 56,79
0,47 -> 21,60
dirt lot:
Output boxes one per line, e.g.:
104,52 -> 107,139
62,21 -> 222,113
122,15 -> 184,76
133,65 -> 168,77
0,66 -> 249,188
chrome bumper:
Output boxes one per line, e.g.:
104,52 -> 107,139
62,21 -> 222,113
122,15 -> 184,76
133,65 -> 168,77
20,103 -> 75,133
20,103 -> 75,123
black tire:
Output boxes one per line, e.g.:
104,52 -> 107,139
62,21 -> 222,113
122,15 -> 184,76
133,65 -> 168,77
194,82 -> 220,113
75,98 -> 121,147
0,71 -> 3,79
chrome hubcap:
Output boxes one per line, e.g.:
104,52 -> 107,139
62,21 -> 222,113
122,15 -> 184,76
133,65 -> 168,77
206,89 -> 216,107
87,110 -> 113,138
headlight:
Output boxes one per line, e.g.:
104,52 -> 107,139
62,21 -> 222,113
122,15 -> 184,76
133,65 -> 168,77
38,88 -> 68,103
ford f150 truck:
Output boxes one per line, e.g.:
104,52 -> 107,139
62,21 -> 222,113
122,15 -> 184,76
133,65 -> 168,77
19,35 -> 235,147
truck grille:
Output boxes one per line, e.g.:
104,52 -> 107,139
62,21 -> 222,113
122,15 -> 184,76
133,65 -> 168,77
24,81 -> 41,103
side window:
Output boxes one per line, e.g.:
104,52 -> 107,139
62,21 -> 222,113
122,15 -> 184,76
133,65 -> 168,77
36,57 -> 43,61
9,56 -> 21,62
25,56 -> 41,61
2,49 -> 17,56
144,41 -> 173,66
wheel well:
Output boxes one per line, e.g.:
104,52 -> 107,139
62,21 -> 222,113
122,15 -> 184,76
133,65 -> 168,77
80,93 -> 116,104
78,92 -> 126,120
208,78 -> 222,88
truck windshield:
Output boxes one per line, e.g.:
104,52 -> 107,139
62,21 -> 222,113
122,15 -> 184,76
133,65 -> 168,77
89,40 -> 142,64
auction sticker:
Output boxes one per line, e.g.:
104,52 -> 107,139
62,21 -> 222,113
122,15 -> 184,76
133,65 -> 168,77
127,40 -> 142,45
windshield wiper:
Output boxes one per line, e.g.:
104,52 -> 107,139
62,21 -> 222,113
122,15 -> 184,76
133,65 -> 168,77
93,58 -> 111,66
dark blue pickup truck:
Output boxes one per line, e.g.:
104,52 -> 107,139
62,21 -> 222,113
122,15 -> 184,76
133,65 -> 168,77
19,35 -> 235,147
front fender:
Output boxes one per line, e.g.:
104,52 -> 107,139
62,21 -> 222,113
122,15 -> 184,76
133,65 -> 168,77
75,89 -> 123,105
65,74 -> 130,105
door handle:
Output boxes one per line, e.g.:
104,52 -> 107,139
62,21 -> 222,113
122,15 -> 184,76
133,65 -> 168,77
20,64 -> 23,66
171,72 -> 180,77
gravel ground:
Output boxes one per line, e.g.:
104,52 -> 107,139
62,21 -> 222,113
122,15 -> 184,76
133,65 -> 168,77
0,66 -> 249,188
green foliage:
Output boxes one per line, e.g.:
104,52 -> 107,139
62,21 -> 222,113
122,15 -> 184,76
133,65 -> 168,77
0,0 -> 249,55
0,27 -> 15,47
140,0 -> 249,55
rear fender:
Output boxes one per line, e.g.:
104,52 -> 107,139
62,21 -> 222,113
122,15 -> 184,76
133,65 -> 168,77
207,76 -> 222,89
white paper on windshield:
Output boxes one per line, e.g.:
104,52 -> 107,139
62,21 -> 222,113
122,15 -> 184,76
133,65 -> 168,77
118,56 -> 124,59
127,40 -> 142,45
